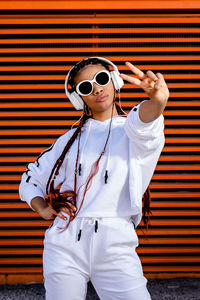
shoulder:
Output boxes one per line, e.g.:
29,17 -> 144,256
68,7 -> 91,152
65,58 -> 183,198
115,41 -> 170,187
44,128 -> 76,156
57,127 -> 76,143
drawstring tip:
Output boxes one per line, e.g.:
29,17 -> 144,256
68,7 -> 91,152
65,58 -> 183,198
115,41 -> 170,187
95,220 -> 98,233
104,170 -> 108,184
77,229 -> 82,241
78,163 -> 82,176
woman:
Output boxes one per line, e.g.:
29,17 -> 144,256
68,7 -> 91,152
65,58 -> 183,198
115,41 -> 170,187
19,57 -> 169,300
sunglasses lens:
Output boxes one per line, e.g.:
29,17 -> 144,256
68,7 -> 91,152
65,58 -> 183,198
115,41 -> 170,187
96,71 -> 110,86
78,81 -> 92,96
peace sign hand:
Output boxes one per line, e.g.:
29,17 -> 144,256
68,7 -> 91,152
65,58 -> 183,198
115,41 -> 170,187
120,62 -> 169,104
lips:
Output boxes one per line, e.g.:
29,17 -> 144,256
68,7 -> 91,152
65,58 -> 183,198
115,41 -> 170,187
96,94 -> 108,102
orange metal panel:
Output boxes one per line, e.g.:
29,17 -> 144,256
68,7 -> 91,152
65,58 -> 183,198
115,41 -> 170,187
0,15 -> 199,23
1,83 -> 200,91
143,266 -> 200,272
0,47 -> 200,54
1,65 -> 200,71
138,247 -> 200,254
5,155 -> 200,163
140,237 -> 200,245
1,55 -> 200,63
2,74 -> 200,81
0,202 -> 29,209
0,230 -> 46,237
0,1 -> 200,10
1,37 -> 200,45
151,201 -> 200,208
1,28 -> 200,35
1,101 -> 200,110
0,258 -> 42,265
0,92 -> 200,101
0,238 -> 43,245
0,249 -> 43,255
0,7 -> 200,280
0,267 -> 42,274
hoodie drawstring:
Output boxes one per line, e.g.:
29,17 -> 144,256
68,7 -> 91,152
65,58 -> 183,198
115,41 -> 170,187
77,217 -> 85,241
77,218 -> 99,241
78,119 -> 113,184
104,123 -> 112,184
78,120 -> 92,176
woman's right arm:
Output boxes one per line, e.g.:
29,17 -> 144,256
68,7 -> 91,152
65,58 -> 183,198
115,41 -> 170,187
19,132 -> 73,220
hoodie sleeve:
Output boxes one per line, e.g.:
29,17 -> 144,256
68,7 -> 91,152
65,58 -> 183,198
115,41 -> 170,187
19,131 -> 71,210
124,101 -> 165,159
124,101 -> 165,194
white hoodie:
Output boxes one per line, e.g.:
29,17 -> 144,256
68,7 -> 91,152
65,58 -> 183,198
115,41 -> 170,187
19,102 -> 165,227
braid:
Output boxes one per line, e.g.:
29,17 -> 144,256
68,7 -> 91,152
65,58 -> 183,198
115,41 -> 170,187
142,186 -> 152,230
46,113 -> 89,195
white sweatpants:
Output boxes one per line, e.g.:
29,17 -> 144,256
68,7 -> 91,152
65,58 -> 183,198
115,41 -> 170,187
43,216 -> 151,300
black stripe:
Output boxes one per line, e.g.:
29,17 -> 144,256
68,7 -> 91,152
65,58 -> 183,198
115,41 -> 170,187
36,143 -> 55,167
26,176 -> 31,183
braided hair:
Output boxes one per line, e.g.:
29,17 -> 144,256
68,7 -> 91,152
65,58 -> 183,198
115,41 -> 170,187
46,57 -> 111,195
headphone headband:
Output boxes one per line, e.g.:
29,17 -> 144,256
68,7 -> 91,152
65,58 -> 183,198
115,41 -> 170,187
65,56 -> 124,110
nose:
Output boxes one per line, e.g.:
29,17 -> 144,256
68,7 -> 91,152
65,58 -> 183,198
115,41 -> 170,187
93,83 -> 103,95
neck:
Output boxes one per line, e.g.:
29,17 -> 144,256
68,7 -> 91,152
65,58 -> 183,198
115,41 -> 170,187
91,105 -> 118,121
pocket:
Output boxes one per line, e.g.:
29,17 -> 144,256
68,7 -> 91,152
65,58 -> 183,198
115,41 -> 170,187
47,221 -> 54,230
44,217 -> 60,239
126,219 -> 139,247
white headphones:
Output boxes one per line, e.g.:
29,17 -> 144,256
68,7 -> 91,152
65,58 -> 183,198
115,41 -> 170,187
65,56 -> 124,110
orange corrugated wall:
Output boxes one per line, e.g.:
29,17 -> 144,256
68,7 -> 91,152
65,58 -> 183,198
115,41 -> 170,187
0,0 -> 200,284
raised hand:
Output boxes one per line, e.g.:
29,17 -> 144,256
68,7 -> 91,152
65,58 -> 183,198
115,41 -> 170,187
120,62 -> 169,122
120,62 -> 169,103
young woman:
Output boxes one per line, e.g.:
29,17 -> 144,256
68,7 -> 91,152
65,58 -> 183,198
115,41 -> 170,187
19,57 -> 169,300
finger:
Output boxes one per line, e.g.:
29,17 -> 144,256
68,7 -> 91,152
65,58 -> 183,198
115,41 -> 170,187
66,202 -> 77,212
125,62 -> 145,78
156,73 -> 166,84
57,212 -> 68,221
120,73 -> 141,86
154,73 -> 166,90
146,70 -> 158,81
60,207 -> 75,217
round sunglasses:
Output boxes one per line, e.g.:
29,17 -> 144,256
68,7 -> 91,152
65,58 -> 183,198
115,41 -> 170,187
76,70 -> 111,96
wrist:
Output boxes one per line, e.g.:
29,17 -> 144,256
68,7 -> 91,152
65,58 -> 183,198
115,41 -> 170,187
31,196 -> 48,214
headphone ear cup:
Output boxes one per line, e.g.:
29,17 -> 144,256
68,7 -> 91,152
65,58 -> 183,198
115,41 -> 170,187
70,91 -> 84,110
110,71 -> 124,91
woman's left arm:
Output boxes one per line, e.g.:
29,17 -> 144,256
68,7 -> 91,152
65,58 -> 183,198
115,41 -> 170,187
120,62 -> 169,123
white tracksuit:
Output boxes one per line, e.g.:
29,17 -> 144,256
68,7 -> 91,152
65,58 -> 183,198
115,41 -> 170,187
19,102 -> 165,300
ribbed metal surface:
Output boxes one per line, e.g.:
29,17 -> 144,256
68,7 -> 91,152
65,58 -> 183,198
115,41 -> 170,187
0,8 -> 200,278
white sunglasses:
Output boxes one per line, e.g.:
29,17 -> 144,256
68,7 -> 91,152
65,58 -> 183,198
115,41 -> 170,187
76,70 -> 111,96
